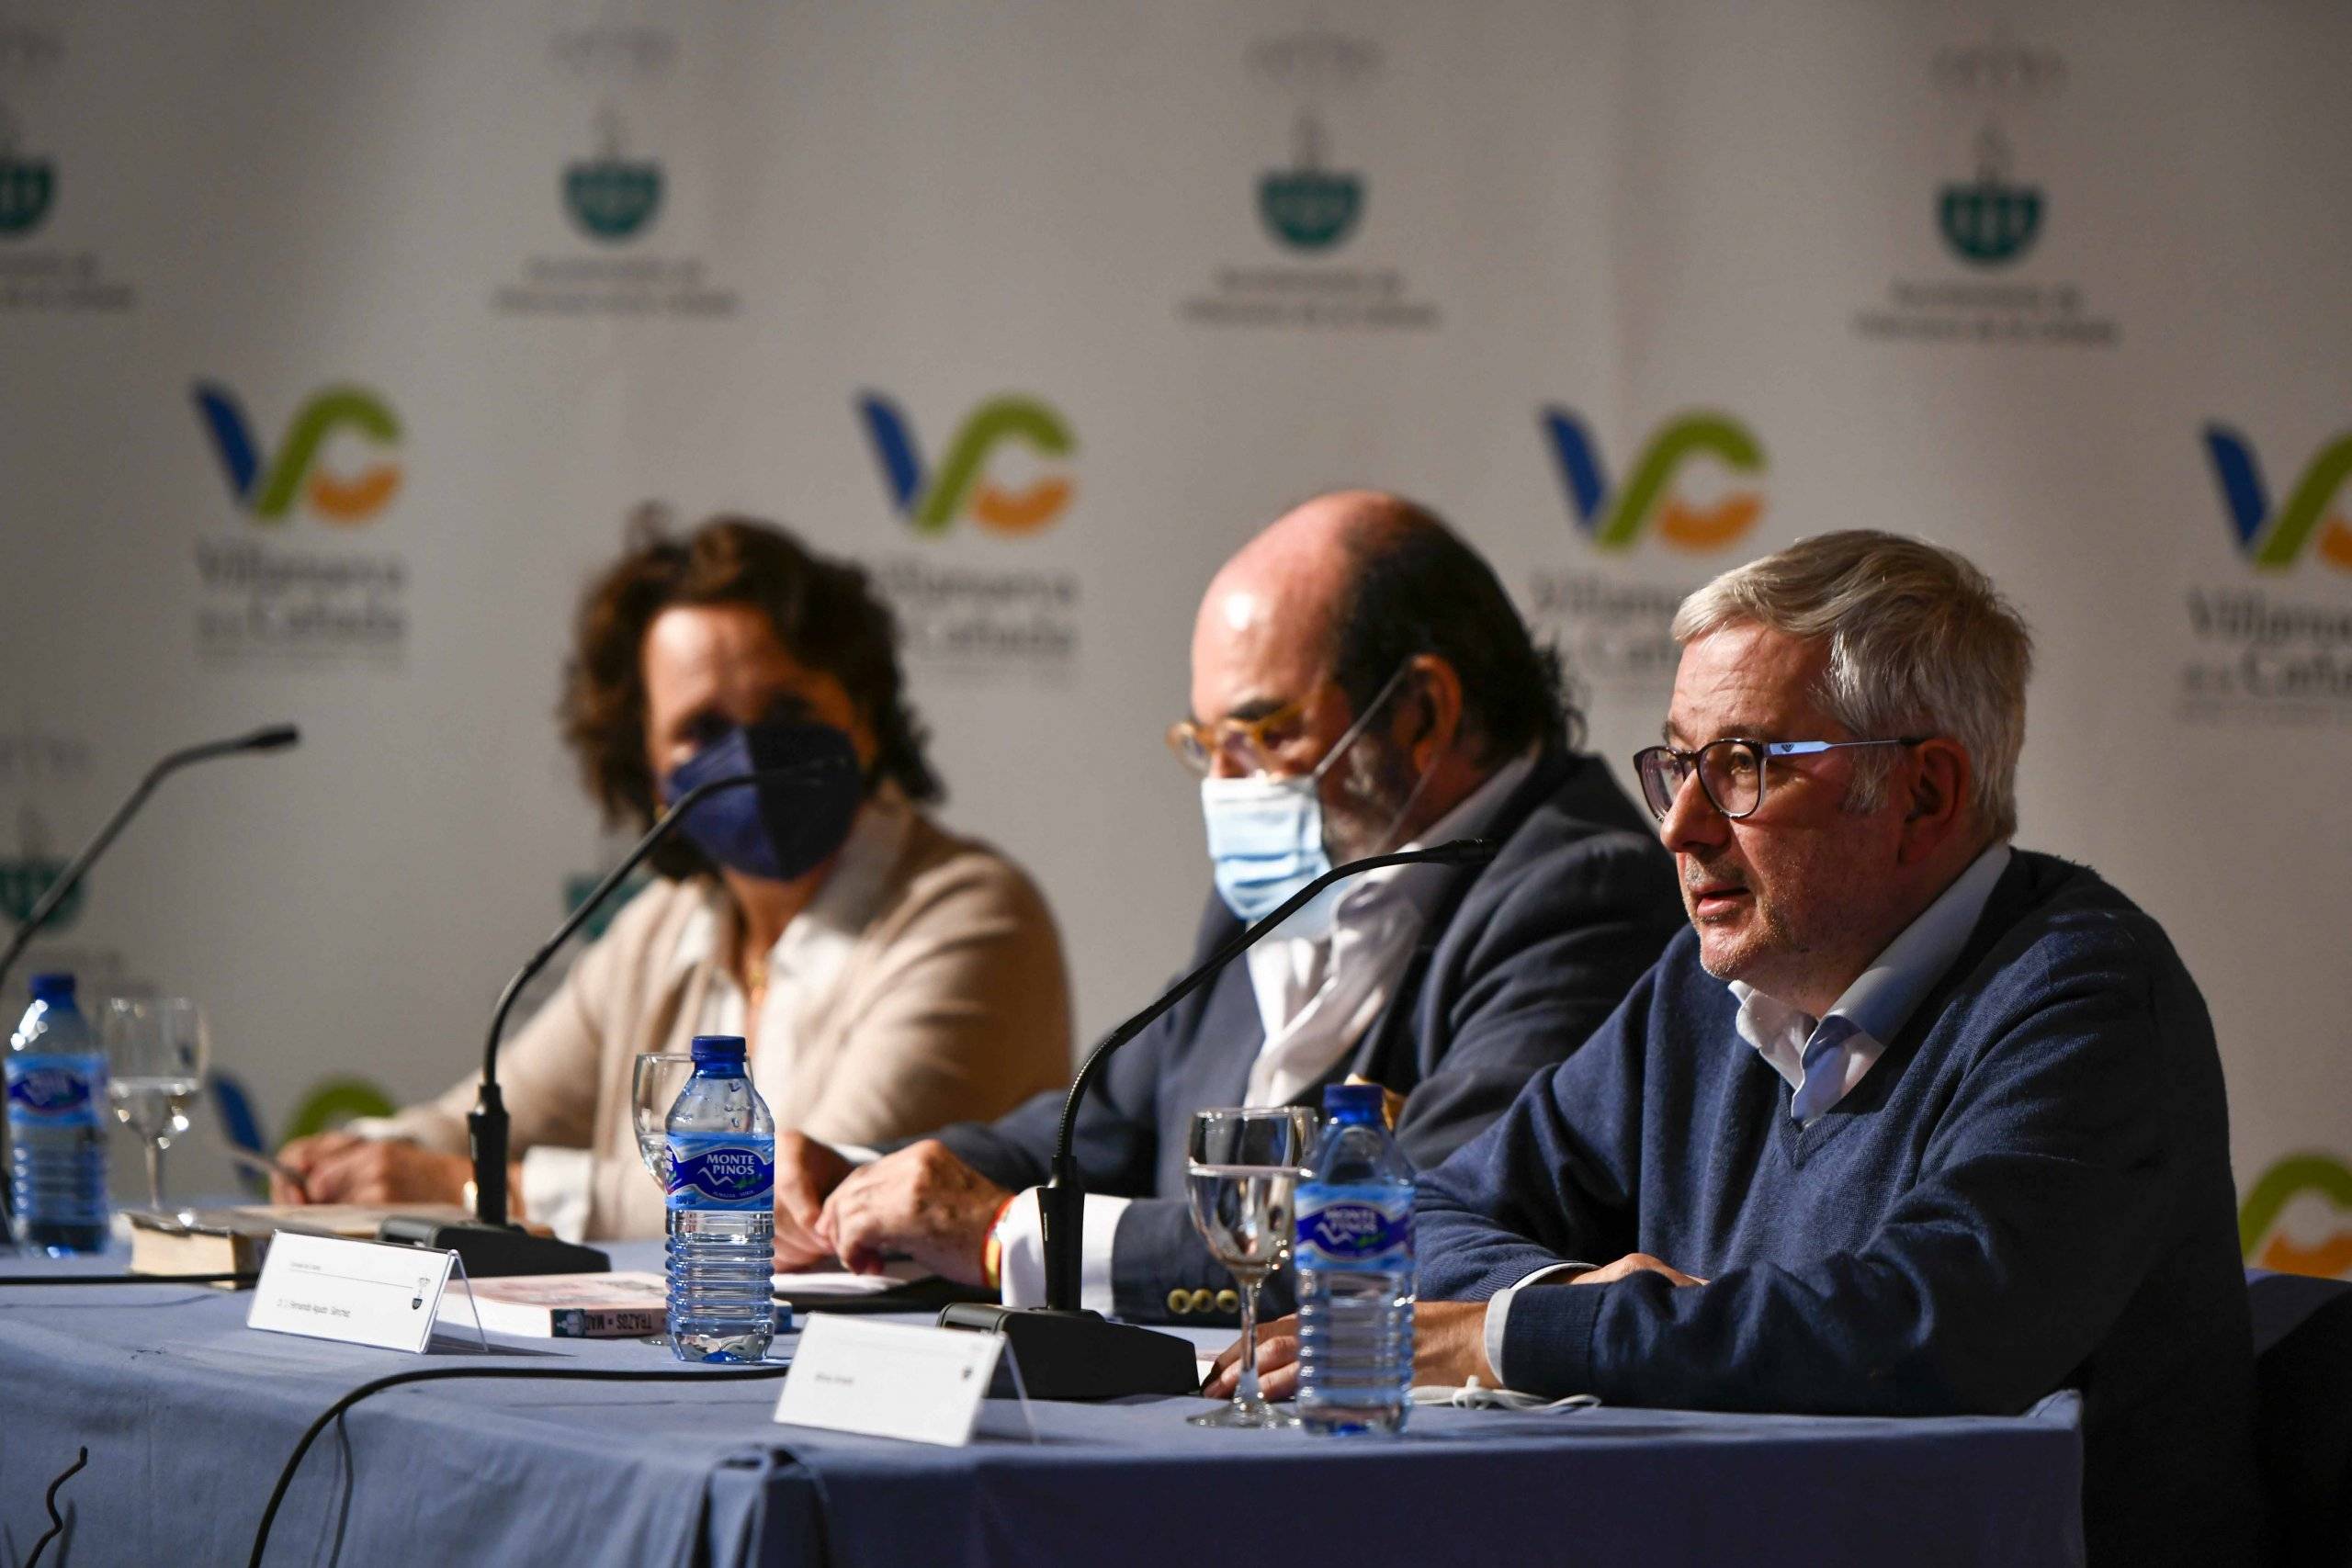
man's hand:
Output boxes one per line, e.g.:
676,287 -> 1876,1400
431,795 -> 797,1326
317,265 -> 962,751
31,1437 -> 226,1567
1204,1301 -> 1499,1403
812,1140 -> 1009,1284
1568,1253 -> 1707,1288
773,1133 -> 854,1270
275,1134 -> 473,1206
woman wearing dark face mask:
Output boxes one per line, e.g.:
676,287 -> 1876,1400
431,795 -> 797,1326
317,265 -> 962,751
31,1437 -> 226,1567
274,513 -> 1073,1240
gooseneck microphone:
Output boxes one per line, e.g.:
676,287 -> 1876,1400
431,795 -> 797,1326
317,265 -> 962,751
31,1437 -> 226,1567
379,757 -> 855,1278
939,835 -> 1499,1400
0,724 -> 301,997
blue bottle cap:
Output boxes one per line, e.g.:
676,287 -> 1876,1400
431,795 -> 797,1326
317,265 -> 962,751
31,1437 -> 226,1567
690,1033 -> 748,1066
28,973 -> 75,1003
1322,1082 -> 1384,1120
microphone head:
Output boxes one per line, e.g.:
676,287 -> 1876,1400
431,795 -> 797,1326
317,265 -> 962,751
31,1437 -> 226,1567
1424,837 -> 1499,866
242,724 -> 301,752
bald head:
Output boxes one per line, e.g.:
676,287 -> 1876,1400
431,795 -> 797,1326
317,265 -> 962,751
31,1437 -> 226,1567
1179,488 -> 1568,856
1192,491 -> 1429,700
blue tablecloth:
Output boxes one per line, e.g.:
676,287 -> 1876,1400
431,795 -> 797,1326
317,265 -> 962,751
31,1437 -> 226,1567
0,1241 -> 2085,1567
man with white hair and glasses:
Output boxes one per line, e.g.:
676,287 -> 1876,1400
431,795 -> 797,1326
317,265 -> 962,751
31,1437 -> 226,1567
1219,530 -> 2261,1562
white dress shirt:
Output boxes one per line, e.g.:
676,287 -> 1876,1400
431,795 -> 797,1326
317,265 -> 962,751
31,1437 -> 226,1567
515,789 -> 913,1242
996,750 -> 1539,1314
1479,842 -> 2014,1386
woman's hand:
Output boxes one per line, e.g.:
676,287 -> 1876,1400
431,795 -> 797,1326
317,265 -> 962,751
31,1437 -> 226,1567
275,1134 -> 476,1206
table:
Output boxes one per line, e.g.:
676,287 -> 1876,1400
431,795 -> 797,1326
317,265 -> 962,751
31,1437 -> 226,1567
0,1241 -> 2085,1567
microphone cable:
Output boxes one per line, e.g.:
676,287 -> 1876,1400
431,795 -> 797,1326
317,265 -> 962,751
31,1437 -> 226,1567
1,1271 -> 254,1564
247,1361 -> 791,1568
0,1272 -> 794,1563
25,1445 -> 86,1568
0,1272 -> 258,1287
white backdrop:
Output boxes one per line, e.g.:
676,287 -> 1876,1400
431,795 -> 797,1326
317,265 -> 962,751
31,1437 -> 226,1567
3,0 -> 2346,1276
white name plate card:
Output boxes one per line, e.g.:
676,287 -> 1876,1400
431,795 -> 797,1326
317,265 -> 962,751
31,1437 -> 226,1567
247,1232 -> 457,1354
774,1314 -> 1004,1447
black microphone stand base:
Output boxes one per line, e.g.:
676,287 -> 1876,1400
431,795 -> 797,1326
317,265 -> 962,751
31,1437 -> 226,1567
937,1302 -> 1201,1400
376,1215 -> 612,1278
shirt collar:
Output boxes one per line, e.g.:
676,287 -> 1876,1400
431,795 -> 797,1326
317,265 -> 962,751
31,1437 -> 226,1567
1730,840 -> 2012,1046
1245,746 -> 1539,1046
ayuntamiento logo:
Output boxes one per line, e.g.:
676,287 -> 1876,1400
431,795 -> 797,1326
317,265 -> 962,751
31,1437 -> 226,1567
1853,39 -> 2110,346
858,393 -> 1075,536
192,382 -> 403,525
1252,23 -> 1375,253
0,727 -> 90,936
1939,125 -> 2041,268
0,858 -> 76,931
0,104 -> 51,238
1543,409 -> 1766,552
2205,423 -> 2352,571
565,109 -> 662,243
1261,110 -> 1362,252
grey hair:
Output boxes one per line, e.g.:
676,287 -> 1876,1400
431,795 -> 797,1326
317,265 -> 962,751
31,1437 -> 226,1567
1671,531 -> 2033,840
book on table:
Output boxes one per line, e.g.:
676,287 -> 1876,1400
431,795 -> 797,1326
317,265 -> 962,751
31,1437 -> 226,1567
124,1203 -> 477,1280
437,1270 -> 672,1338
771,1258 -> 995,1314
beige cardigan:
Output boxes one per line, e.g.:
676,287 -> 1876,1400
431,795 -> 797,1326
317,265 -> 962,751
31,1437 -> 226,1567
386,811 -> 1072,1239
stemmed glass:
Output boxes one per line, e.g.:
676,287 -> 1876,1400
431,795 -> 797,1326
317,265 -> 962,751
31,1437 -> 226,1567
632,1053 -> 698,1191
97,996 -> 209,1219
1185,1106 -> 1317,1429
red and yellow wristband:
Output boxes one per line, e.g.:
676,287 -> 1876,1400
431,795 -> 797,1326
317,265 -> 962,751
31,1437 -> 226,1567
979,1190 -> 1022,1293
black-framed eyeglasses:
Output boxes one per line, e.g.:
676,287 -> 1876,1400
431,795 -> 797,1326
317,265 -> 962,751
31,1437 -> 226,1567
1631,737 -> 1927,822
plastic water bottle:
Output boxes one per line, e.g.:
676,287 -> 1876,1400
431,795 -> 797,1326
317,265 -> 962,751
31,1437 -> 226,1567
6,974 -> 110,1256
664,1033 -> 775,1361
1294,1081 -> 1415,1434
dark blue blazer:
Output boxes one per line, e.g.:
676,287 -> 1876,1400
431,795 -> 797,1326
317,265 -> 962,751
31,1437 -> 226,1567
934,748 -> 1685,1324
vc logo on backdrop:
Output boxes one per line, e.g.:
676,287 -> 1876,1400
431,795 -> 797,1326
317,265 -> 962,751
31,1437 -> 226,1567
1542,408 -> 1767,552
857,392 -> 1083,676
188,379 -> 412,665
192,382 -> 403,525
857,393 -> 1076,536
2178,423 -> 2352,727
1522,408 -> 1768,695
2239,1154 -> 2352,1280
2204,423 -> 2352,571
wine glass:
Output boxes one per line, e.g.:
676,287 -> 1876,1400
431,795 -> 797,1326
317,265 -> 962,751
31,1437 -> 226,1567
97,996 -> 209,1219
1185,1106 -> 1318,1429
631,1053 -> 697,1190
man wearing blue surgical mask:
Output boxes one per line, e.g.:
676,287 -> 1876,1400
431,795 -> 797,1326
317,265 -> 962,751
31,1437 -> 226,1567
276,513 -> 1072,1237
784,491 -> 1685,1324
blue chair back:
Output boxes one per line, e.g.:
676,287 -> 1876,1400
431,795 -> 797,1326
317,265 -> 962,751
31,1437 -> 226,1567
2248,1268 -> 2352,1565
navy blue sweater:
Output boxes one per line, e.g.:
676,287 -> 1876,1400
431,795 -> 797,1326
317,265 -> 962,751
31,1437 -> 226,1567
1418,851 -> 2262,1564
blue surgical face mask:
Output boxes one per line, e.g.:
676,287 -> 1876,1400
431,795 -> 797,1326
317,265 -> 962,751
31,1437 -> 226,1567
664,719 -> 864,883
1199,664 -> 1415,936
